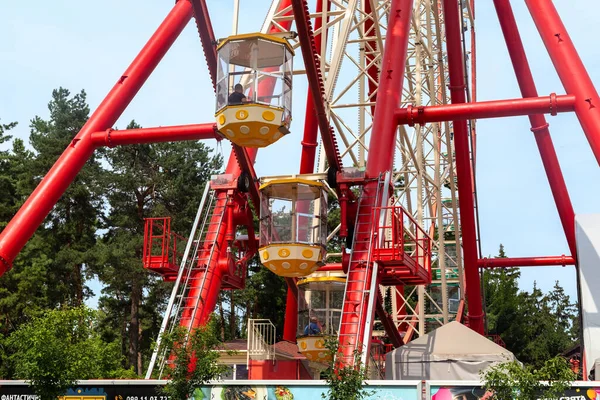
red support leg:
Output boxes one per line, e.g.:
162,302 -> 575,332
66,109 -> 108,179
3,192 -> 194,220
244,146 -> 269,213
442,0 -> 484,335
0,0 -> 193,276
338,0 -> 414,364
178,0 -> 295,331
525,0 -> 600,166
291,0 -> 342,171
283,0 -> 332,343
470,0 -> 477,167
493,0 -> 577,258
364,1 -> 413,177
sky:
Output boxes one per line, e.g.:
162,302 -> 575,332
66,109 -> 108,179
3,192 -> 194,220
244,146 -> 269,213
1,0 -> 600,308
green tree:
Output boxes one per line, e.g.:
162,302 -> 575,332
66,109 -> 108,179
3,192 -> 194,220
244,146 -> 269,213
7,307 -> 128,400
1,90 -> 102,376
482,244 -> 521,349
236,265 -> 287,339
159,318 -> 228,400
27,88 -> 101,307
481,355 -> 576,400
517,282 -> 578,368
321,339 -> 374,400
0,120 -> 18,226
92,121 -> 222,374
483,245 -> 579,368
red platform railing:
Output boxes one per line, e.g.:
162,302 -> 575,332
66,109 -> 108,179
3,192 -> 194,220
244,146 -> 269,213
142,217 -> 185,278
372,205 -> 432,285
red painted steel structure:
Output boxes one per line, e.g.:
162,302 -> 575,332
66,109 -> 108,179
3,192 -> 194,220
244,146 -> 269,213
1,0 -> 600,377
290,0 -> 342,172
479,256 -> 575,268
176,0 -> 295,332
0,0 -> 193,276
142,217 -> 185,277
395,94 -> 576,125
90,124 -> 220,147
493,0 -> 577,258
525,0 -> 600,167
442,0 -> 484,335
364,0 -> 380,116
337,0 -> 414,363
282,0 -> 332,343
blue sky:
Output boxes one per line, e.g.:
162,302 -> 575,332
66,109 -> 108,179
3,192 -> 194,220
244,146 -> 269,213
1,0 -> 600,307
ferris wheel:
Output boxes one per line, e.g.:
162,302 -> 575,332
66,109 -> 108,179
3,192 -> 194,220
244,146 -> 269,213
1,0 -> 598,380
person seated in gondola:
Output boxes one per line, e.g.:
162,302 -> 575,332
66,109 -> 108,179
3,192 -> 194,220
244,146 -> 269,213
303,316 -> 322,335
228,83 -> 248,105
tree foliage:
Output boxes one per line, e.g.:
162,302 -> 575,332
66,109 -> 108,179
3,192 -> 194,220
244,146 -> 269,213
321,339 -> 374,400
1,88 -> 98,343
160,318 -> 228,400
483,245 -> 579,368
7,307 -> 129,400
90,119 -> 222,374
29,88 -> 101,307
0,88 -> 223,378
481,356 -> 576,400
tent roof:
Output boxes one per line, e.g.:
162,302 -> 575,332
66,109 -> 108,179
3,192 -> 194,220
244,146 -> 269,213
392,321 -> 514,362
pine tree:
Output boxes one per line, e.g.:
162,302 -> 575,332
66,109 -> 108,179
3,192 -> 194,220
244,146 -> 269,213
92,121 -> 222,374
483,244 -> 521,346
0,89 -> 102,376
483,245 -> 578,367
0,120 -> 18,226
27,88 -> 101,307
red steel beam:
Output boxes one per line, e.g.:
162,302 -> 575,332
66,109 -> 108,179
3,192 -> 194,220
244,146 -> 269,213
478,255 -> 575,268
190,0 -> 261,210
0,1 -> 193,276
493,0 -> 577,258
396,94 -> 576,125
456,299 -> 465,324
178,0 -> 295,330
470,0 -> 477,166
442,0 -> 484,335
364,1 -> 413,177
190,0 -> 218,89
298,0 -> 330,174
525,0 -> 600,167
364,0 -> 380,115
291,0 -> 342,172
90,123 -> 220,147
338,0 -> 414,364
283,0 -> 332,343
375,291 -> 403,348
318,263 -> 343,272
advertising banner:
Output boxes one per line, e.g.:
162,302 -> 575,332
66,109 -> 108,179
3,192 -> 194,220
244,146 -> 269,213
0,381 -> 421,400
199,383 -> 420,399
429,384 -> 600,400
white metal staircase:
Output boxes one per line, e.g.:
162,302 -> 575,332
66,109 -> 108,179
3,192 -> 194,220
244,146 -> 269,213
145,182 -> 226,379
247,319 -> 277,363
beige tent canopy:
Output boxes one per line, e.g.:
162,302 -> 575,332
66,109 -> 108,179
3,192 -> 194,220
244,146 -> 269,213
385,321 -> 516,380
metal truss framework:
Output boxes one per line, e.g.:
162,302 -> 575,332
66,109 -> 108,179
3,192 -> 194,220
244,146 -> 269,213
0,0 -> 599,375
265,0 -> 465,337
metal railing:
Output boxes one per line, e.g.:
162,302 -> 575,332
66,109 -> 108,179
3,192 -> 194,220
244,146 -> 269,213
247,319 -> 277,364
142,217 -> 186,274
372,204 -> 432,274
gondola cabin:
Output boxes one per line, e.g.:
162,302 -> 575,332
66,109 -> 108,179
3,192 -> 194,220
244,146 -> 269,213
258,179 -> 327,277
296,275 -> 346,363
215,33 -> 294,148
